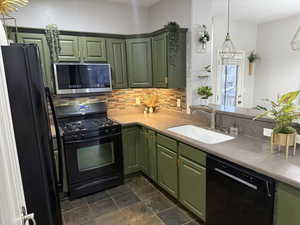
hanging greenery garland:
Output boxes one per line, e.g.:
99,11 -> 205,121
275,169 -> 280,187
165,22 -> 180,69
45,24 -> 61,62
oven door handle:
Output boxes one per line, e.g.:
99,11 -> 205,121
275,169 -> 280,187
65,133 -> 121,144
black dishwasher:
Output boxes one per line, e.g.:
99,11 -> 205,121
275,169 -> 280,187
206,155 -> 275,225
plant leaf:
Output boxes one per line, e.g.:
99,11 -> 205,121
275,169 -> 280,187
278,91 -> 300,104
253,110 -> 270,120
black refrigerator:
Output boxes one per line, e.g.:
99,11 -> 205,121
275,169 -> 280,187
1,44 -> 63,225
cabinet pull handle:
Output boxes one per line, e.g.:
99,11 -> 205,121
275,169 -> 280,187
165,77 -> 168,84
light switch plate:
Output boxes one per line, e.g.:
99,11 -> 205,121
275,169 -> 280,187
136,97 -> 141,105
177,99 -> 181,108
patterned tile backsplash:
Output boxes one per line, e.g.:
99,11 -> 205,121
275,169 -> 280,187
53,88 -> 186,113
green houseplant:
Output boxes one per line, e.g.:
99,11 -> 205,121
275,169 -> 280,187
247,50 -> 259,75
197,86 -> 213,106
254,91 -> 300,153
198,25 -> 210,52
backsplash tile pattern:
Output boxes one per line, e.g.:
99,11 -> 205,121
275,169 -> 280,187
54,89 -> 186,112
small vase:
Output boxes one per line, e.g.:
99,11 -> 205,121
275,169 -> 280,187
249,63 -> 254,75
200,98 -> 209,106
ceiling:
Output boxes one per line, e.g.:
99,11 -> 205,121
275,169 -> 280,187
106,0 -> 161,7
212,0 -> 300,24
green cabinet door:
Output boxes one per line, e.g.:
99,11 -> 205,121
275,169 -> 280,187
107,39 -> 128,88
122,126 -> 140,175
148,130 -> 157,182
126,38 -> 152,88
275,183 -> 300,225
157,144 -> 178,198
58,35 -> 80,62
138,127 -> 149,175
17,33 -> 53,91
179,156 -> 206,221
152,33 -> 167,88
82,37 -> 106,62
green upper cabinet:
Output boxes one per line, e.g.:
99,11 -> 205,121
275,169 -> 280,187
166,31 -> 187,89
107,39 -> 128,89
17,33 -> 53,91
152,33 -> 168,88
148,130 -> 157,182
126,38 -> 153,88
157,144 -> 178,198
179,156 -> 206,221
81,37 -> 106,62
58,35 -> 81,62
122,126 -> 140,175
275,183 -> 300,225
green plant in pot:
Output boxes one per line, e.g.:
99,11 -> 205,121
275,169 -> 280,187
197,86 -> 213,106
247,50 -> 259,75
254,91 -> 300,157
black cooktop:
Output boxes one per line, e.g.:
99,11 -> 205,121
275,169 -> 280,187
61,118 -> 119,134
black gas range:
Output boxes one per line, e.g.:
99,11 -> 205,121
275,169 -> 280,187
55,102 -> 123,200
61,118 -> 121,142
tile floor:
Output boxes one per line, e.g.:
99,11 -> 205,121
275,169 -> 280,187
61,175 -> 203,225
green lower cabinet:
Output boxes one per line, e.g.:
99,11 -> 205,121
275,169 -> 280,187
138,127 -> 149,175
17,33 -> 53,91
275,182 -> 300,225
122,126 -> 140,175
157,144 -> 178,198
148,130 -> 157,182
179,156 -> 206,221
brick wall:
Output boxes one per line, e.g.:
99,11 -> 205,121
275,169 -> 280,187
53,88 -> 186,112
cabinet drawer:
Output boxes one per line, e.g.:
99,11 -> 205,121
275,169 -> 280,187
179,143 -> 206,166
157,134 -> 177,152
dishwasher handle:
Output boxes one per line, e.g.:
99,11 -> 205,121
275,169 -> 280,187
214,168 -> 258,190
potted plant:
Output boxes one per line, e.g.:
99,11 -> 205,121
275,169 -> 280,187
197,86 -> 213,106
254,91 -> 300,157
247,50 -> 259,75
198,25 -> 210,52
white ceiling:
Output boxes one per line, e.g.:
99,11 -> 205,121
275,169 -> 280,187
107,0 -> 161,7
212,0 -> 300,24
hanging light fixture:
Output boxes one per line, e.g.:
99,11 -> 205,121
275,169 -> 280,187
291,26 -> 300,51
220,0 -> 237,60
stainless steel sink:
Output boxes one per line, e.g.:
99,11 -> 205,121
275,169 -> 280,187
167,125 -> 235,144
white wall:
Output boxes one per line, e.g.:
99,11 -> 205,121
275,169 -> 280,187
212,16 -> 258,107
10,0 -> 150,34
254,15 -> 300,106
148,0 -> 191,31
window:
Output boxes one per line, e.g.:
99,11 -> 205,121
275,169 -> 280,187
216,51 -> 245,108
221,64 -> 239,107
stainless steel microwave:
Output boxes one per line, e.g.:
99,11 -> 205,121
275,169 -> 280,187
53,63 -> 112,95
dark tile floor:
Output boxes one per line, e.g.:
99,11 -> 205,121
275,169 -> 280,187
61,175 -> 204,225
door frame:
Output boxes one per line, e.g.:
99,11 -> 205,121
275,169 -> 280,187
0,24 -> 27,225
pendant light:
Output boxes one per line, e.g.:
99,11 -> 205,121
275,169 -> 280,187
291,26 -> 300,51
220,0 -> 236,60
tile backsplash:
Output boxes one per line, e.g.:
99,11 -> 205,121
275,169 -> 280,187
54,88 -> 186,113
